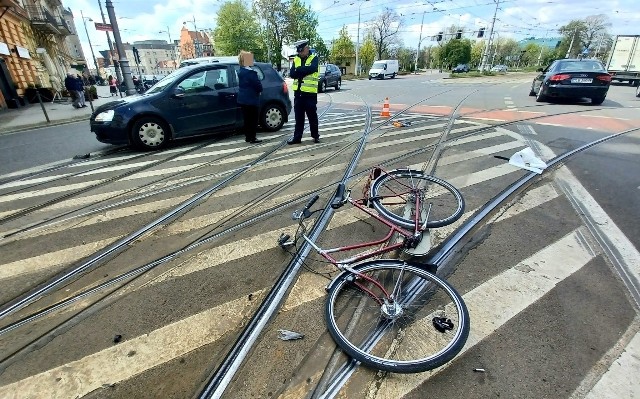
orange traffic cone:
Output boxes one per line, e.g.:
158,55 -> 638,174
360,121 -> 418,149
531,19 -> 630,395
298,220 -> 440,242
380,97 -> 390,117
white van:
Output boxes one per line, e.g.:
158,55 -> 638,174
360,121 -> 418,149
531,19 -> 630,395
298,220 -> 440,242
368,60 -> 399,80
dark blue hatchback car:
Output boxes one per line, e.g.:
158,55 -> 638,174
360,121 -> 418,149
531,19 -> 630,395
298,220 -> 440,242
90,61 -> 291,150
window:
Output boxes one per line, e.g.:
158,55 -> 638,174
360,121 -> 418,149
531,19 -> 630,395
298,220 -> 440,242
233,65 -> 265,82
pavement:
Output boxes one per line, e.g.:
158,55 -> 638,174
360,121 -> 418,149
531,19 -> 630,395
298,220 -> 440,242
0,85 -> 122,136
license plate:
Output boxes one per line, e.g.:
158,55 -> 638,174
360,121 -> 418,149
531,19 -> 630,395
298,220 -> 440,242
571,78 -> 592,83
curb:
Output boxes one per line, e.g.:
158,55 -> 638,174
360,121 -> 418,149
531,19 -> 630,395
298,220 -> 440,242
1,116 -> 90,136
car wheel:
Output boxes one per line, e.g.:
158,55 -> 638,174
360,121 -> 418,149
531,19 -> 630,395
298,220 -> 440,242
335,79 -> 341,90
261,103 -> 285,131
591,96 -> 606,105
535,85 -> 547,102
321,81 -> 327,93
368,76 -> 371,80
131,117 -> 169,150
392,72 -> 396,79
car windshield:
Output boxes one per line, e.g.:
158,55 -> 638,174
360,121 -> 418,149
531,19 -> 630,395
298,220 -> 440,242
372,62 -> 385,69
145,69 -> 184,94
556,60 -> 605,72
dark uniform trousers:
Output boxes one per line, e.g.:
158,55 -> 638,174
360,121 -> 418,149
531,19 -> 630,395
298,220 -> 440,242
293,93 -> 319,141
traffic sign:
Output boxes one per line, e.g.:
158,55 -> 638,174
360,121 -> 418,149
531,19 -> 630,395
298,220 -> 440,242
94,23 -> 113,32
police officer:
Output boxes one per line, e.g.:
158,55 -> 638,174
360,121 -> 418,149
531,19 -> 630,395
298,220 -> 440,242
288,39 -> 320,144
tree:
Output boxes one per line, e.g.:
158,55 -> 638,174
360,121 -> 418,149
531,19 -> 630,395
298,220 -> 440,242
359,34 -> 376,73
396,47 -> 416,71
331,26 -> 355,66
520,43 -> 541,67
253,0 -> 288,70
470,40 -> 484,67
214,0 -> 263,58
368,8 -> 402,60
441,38 -> 471,68
285,0 -> 319,44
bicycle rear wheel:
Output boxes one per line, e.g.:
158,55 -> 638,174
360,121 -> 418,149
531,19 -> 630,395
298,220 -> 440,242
369,169 -> 464,230
325,260 -> 469,373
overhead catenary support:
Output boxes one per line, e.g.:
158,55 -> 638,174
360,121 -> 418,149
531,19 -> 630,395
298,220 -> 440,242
105,0 -> 136,95
479,0 -> 500,71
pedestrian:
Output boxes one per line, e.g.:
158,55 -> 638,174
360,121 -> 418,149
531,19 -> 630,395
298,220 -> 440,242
65,72 -> 80,108
237,50 -> 263,144
108,75 -> 117,96
288,39 -> 320,144
75,74 -> 87,108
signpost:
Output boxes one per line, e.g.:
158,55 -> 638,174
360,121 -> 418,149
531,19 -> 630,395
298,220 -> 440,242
94,22 -> 113,32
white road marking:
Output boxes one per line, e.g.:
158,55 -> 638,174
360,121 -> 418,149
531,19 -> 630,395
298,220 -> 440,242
366,229 -> 598,398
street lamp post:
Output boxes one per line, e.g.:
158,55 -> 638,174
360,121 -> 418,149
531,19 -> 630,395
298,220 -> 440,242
98,0 -> 122,93
354,0 -> 369,76
158,26 -> 175,68
80,10 -> 101,78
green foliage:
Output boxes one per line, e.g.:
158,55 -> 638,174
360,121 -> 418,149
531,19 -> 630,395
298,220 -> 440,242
285,0 -> 318,44
396,47 -> 416,71
359,34 -> 376,73
470,40 -> 484,68
214,0 -> 263,58
558,14 -> 611,58
441,39 -> 471,67
253,0 -> 289,69
331,26 -> 355,66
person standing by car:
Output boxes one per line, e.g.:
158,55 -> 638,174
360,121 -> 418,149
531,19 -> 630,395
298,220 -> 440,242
288,39 -> 320,144
237,50 -> 263,144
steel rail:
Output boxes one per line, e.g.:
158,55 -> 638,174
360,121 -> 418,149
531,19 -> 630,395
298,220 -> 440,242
316,126 -> 640,398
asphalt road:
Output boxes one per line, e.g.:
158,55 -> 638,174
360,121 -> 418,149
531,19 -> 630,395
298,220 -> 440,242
0,72 -> 638,399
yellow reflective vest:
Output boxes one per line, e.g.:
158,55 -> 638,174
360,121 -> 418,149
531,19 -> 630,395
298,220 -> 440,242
293,54 -> 319,94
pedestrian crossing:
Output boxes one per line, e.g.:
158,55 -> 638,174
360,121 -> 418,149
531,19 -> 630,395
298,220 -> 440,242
0,108 -> 638,399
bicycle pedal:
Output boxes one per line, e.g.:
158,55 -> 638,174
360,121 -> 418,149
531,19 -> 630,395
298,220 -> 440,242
278,233 -> 292,248
432,317 -> 454,333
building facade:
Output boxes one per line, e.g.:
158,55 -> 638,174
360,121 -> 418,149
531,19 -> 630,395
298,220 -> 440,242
178,26 -> 213,61
0,0 -> 78,110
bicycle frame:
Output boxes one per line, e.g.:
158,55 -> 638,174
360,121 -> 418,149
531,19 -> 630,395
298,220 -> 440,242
298,192 -> 424,269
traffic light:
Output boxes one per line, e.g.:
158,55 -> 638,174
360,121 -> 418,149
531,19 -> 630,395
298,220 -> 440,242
478,28 -> 485,38
132,46 -> 140,64
456,29 -> 462,39
437,32 -> 443,41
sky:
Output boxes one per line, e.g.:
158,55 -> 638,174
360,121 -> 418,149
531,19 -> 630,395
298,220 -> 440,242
64,0 -> 640,67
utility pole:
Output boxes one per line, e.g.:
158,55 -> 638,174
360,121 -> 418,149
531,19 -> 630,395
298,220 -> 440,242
98,0 -> 122,94
480,0 -> 499,71
105,0 -> 135,95
414,10 -> 425,74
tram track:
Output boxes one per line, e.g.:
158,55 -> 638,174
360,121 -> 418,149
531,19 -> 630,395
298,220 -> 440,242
0,87 -> 636,398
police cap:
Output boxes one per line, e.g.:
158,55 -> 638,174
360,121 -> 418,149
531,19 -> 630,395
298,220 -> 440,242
294,39 -> 309,52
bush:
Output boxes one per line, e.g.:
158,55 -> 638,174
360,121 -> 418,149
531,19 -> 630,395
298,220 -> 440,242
84,85 -> 98,100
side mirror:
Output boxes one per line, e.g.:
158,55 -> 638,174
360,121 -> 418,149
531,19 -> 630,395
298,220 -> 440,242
172,87 -> 186,98
325,70 -> 330,75
536,68 -> 543,72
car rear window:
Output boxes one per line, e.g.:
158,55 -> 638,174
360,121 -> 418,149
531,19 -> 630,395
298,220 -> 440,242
557,61 -> 605,71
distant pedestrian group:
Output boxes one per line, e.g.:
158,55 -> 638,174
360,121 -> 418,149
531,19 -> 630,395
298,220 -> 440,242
64,72 -> 86,109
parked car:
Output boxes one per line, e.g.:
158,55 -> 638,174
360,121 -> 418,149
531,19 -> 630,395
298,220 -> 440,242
318,63 -> 342,92
451,64 -> 470,73
90,62 -> 292,150
491,65 -> 508,73
529,59 -> 611,105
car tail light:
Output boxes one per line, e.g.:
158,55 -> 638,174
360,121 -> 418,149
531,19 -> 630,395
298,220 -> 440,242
596,74 -> 612,82
282,81 -> 288,94
549,74 -> 571,81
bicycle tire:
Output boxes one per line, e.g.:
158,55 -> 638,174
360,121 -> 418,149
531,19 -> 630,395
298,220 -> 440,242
325,259 -> 469,373
370,169 -> 464,229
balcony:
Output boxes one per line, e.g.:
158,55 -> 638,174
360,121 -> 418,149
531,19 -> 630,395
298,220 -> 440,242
57,18 -> 72,35
25,5 -> 62,35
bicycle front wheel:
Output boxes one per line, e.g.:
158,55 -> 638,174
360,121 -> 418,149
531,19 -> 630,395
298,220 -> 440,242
370,169 -> 464,229
325,260 -> 469,373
